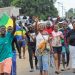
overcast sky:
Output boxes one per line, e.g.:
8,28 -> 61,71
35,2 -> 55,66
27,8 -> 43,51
55,0 -> 75,17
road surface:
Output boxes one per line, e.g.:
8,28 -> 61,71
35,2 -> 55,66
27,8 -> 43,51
17,51 -> 75,75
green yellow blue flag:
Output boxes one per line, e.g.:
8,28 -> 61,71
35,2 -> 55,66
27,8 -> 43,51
0,13 -> 13,28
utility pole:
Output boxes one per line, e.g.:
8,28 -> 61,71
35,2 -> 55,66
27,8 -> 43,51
62,4 -> 63,18
57,2 -> 64,18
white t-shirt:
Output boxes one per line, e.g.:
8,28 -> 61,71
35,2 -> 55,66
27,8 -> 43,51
36,32 -> 49,50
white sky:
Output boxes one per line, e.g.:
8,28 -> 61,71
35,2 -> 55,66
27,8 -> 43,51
55,0 -> 75,17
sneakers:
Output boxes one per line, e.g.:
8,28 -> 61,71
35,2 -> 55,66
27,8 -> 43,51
30,69 -> 34,72
61,67 -> 65,71
61,69 -> 65,71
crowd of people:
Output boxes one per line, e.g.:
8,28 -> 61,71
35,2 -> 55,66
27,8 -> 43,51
0,16 -> 75,75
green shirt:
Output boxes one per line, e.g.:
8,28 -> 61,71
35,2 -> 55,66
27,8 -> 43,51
0,32 -> 14,62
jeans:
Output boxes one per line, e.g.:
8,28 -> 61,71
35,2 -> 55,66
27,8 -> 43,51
38,54 -> 49,71
28,45 -> 38,69
62,45 -> 69,67
11,51 -> 16,75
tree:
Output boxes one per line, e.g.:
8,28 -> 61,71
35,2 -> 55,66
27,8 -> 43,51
2,0 -> 11,6
0,0 -> 4,7
0,0 -> 13,7
0,0 -> 58,19
11,0 -> 58,19
66,8 -> 75,19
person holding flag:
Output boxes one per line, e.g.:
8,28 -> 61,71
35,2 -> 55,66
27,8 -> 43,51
0,15 -> 16,75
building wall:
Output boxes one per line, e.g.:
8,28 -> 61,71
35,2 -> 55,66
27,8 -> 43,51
10,7 -> 20,17
0,6 -> 20,17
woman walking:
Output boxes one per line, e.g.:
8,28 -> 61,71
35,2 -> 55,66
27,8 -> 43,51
60,22 -> 71,70
36,24 -> 50,75
51,25 -> 64,74
67,21 -> 75,73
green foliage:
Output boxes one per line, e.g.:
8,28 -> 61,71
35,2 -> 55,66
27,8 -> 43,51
66,8 -> 75,18
0,0 -> 4,7
11,0 -> 58,19
0,0 -> 58,19
0,0 -> 13,7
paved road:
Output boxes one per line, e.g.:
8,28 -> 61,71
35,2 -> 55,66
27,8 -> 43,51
17,51 -> 75,75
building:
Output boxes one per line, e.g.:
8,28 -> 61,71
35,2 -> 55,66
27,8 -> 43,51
0,6 -> 20,17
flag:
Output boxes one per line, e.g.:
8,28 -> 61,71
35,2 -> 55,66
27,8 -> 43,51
0,13 -> 13,28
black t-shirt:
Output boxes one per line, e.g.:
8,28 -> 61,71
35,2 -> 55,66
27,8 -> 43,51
67,29 -> 75,46
26,30 -> 36,46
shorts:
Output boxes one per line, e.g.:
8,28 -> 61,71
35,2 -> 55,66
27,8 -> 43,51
17,40 -> 25,47
0,58 -> 12,73
38,55 -> 49,71
53,47 -> 62,54
21,40 -> 25,47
